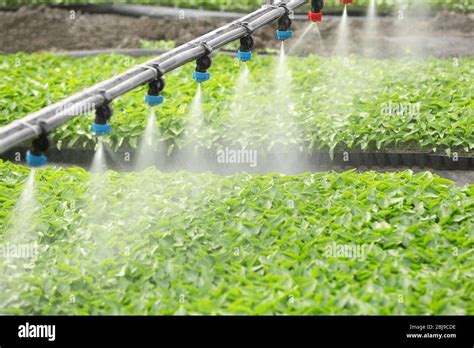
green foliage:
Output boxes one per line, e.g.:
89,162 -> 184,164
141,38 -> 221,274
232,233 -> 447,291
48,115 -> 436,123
0,160 -> 472,314
1,53 -> 472,156
0,0 -> 471,13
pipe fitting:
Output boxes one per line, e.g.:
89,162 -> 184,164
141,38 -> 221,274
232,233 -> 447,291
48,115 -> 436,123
145,73 -> 166,107
276,13 -> 292,41
26,122 -> 49,167
239,35 -> 254,51
238,35 -> 254,62
196,41 -> 213,56
193,55 -> 212,83
235,21 -> 253,36
92,103 -> 113,136
278,2 -> 291,14
308,0 -> 324,22
311,0 -> 325,12
340,0 -> 353,4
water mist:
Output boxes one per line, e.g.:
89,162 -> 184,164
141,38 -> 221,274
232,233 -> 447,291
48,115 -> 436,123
334,5 -> 350,56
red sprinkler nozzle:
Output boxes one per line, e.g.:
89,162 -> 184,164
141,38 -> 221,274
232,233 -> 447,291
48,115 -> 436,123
340,0 -> 353,4
307,11 -> 323,22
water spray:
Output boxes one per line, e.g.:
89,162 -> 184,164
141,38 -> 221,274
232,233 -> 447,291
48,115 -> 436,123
135,109 -> 160,171
192,42 -> 213,83
145,64 -> 166,107
362,0 -> 377,57
276,4 -> 293,42
26,122 -> 49,167
4,169 -> 37,243
334,3 -> 350,56
308,0 -> 324,22
90,140 -> 108,173
188,84 -> 203,131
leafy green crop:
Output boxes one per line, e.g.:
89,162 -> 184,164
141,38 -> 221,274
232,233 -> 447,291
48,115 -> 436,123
0,0 -> 472,13
1,53 -> 472,157
0,160 -> 473,314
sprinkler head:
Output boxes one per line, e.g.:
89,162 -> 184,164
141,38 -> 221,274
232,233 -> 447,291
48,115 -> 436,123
26,131 -> 49,167
237,50 -> 252,62
92,104 -> 113,136
308,0 -> 324,22
307,11 -> 323,22
91,122 -> 112,136
145,76 -> 165,106
145,94 -> 165,106
340,0 -> 353,3
193,71 -> 211,83
26,151 -> 47,167
193,55 -> 212,83
276,30 -> 293,41
238,35 -> 254,61
276,14 -> 292,41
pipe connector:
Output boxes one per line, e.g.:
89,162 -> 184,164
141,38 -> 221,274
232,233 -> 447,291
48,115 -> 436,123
236,21 -> 253,36
340,0 -> 353,4
92,96 -> 113,136
276,11 -> 292,41
26,121 -> 49,167
193,43 -> 212,83
308,0 -> 324,22
145,65 -> 166,107
195,41 -> 213,56
237,34 -> 254,62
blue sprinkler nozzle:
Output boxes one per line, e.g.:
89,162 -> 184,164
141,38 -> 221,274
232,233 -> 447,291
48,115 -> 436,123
193,71 -> 211,83
237,50 -> 252,62
145,94 -> 165,107
92,123 -> 112,136
26,150 -> 47,167
276,30 -> 293,41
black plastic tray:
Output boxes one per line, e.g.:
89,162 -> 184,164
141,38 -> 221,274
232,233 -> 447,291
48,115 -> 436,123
1,147 -> 473,172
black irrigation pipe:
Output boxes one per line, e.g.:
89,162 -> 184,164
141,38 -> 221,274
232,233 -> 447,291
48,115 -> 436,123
0,0 -> 309,154
55,48 -> 278,58
2,147 -> 473,172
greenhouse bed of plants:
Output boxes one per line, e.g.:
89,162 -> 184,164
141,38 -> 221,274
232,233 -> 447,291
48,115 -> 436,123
1,161 -> 473,315
1,54 -> 472,160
